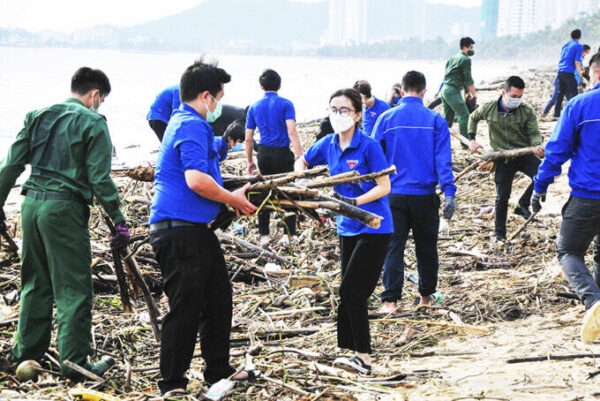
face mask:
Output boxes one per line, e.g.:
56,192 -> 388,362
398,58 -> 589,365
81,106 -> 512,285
467,49 -> 475,57
231,142 -> 244,152
205,96 -> 222,123
329,112 -> 356,133
505,97 -> 521,109
89,91 -> 102,113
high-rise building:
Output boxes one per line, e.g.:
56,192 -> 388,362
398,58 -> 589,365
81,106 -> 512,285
480,0 -> 499,40
323,0 -> 367,45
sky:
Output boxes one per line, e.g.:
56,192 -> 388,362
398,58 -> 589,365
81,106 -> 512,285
0,0 -> 482,33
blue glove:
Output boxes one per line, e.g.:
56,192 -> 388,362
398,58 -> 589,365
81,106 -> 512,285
442,196 -> 456,219
332,192 -> 357,206
110,221 -> 130,251
530,191 -> 546,213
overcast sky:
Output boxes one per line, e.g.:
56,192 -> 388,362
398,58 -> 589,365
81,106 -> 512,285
0,0 -> 482,32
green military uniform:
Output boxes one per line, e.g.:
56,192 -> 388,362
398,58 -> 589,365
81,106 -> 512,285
0,98 -> 124,378
467,97 -> 542,150
441,52 -> 474,139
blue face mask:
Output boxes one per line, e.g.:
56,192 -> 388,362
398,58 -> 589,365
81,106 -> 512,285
231,142 -> 244,152
206,96 -> 222,123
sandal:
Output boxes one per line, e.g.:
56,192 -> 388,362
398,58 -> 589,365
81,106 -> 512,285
333,355 -> 372,375
232,369 -> 262,382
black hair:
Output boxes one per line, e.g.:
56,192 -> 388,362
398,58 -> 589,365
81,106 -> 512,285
352,80 -> 372,98
504,75 -> 525,92
180,58 -> 231,102
402,71 -> 426,93
583,44 -> 591,52
459,37 -> 475,49
222,119 -> 245,143
329,88 -> 363,129
71,67 -> 111,96
571,29 -> 582,40
259,69 -> 281,91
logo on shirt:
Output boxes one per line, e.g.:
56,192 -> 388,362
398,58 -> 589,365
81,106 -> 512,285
370,112 -> 376,117
346,160 -> 359,169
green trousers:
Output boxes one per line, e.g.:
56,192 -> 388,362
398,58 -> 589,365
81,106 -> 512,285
12,196 -> 92,379
441,85 -> 470,139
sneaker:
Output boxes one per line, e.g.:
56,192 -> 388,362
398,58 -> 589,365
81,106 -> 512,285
514,205 -> 535,220
333,355 -> 372,375
277,235 -> 298,246
494,234 -> 506,243
85,356 -> 115,377
259,236 -> 270,246
581,301 -> 600,343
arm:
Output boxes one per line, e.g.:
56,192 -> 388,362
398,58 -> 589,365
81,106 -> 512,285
355,175 -> 390,206
525,108 -> 543,155
286,119 -> 303,157
575,60 -> 584,78
245,128 -> 256,174
0,122 -> 30,206
184,170 -> 255,215
467,105 -> 484,152
463,59 -> 476,97
434,116 -> 457,197
85,121 -> 125,224
294,155 -> 309,172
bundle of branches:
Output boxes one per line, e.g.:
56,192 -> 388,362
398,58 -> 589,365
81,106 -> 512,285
211,165 -> 397,232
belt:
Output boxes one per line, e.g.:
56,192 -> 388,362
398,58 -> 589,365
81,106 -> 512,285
25,189 -> 76,201
149,219 -> 207,232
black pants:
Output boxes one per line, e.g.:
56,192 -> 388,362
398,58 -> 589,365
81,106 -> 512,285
381,194 -> 440,302
257,145 -> 296,236
149,120 -> 168,142
554,72 -> 578,118
556,196 -> 600,309
338,233 -> 390,354
494,154 -> 540,238
150,225 -> 234,393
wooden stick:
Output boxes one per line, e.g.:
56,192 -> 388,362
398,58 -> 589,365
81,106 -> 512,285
305,166 -> 396,189
63,360 -> 104,382
0,226 -> 18,252
482,147 -> 536,162
450,131 -> 471,147
219,233 -> 293,265
374,318 -> 489,334
508,211 -> 539,241
102,214 -> 133,313
507,353 -> 598,364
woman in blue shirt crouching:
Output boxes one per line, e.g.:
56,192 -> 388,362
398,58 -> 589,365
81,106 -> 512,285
295,88 -> 393,374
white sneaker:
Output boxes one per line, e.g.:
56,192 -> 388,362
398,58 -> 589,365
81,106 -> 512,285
581,301 -> 600,343
277,235 -> 297,246
260,236 -> 270,246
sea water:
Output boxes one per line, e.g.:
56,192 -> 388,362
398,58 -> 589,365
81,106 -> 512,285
0,46 -> 551,167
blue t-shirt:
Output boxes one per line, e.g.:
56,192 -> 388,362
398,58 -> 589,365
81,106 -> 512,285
558,40 -> 583,74
147,85 -> 181,124
214,137 -> 228,162
246,92 -> 295,147
150,103 -> 223,224
362,97 -> 391,135
303,129 -> 393,236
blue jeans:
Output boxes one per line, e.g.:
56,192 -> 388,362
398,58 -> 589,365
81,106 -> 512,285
381,194 -> 440,302
557,196 -> 600,309
543,77 -> 559,115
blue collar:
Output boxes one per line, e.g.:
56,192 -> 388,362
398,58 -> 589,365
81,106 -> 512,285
180,102 -> 206,120
330,127 -> 363,151
498,96 -> 512,114
400,96 -> 424,105
264,92 -> 278,97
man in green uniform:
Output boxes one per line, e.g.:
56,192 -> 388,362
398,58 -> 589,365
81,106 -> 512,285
0,67 -> 130,380
468,76 -> 544,242
441,36 -> 478,141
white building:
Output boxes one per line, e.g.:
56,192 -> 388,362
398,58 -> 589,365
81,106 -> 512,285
323,0 -> 367,45
497,0 -> 598,37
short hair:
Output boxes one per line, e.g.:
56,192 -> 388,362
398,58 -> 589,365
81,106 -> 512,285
504,76 -> 525,92
259,69 -> 281,91
402,71 -> 426,93
571,29 -> 582,40
71,67 -> 111,96
329,88 -> 363,117
222,119 -> 245,143
583,44 -> 591,52
180,58 -> 231,102
459,37 -> 475,49
352,80 -> 372,98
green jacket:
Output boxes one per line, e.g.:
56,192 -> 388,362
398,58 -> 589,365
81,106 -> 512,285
0,98 -> 124,223
468,97 -> 542,151
443,52 -> 474,89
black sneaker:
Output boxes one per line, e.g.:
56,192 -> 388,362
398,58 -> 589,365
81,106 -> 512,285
514,205 -> 533,220
85,356 -> 115,377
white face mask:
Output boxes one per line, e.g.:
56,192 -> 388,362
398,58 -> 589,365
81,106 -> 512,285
329,112 -> 355,133
504,96 -> 521,109
90,91 -> 103,113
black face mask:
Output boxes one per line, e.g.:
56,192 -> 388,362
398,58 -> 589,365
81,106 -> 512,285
467,49 -> 475,57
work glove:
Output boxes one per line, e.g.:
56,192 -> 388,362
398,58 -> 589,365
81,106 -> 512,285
110,221 -> 130,251
442,196 -> 456,220
332,192 -> 357,206
530,191 -> 546,213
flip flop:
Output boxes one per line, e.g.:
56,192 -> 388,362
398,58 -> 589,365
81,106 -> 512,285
232,369 -> 262,382
333,355 -> 372,375
413,292 -> 444,307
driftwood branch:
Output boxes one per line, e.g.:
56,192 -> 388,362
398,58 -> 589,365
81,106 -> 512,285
305,166 -> 396,189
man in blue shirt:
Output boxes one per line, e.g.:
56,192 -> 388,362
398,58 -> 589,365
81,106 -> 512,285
353,80 -> 391,135
531,57 -> 600,344
245,69 -> 304,245
147,84 -> 247,141
149,59 -> 257,397
554,29 -> 584,118
372,71 -> 457,314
